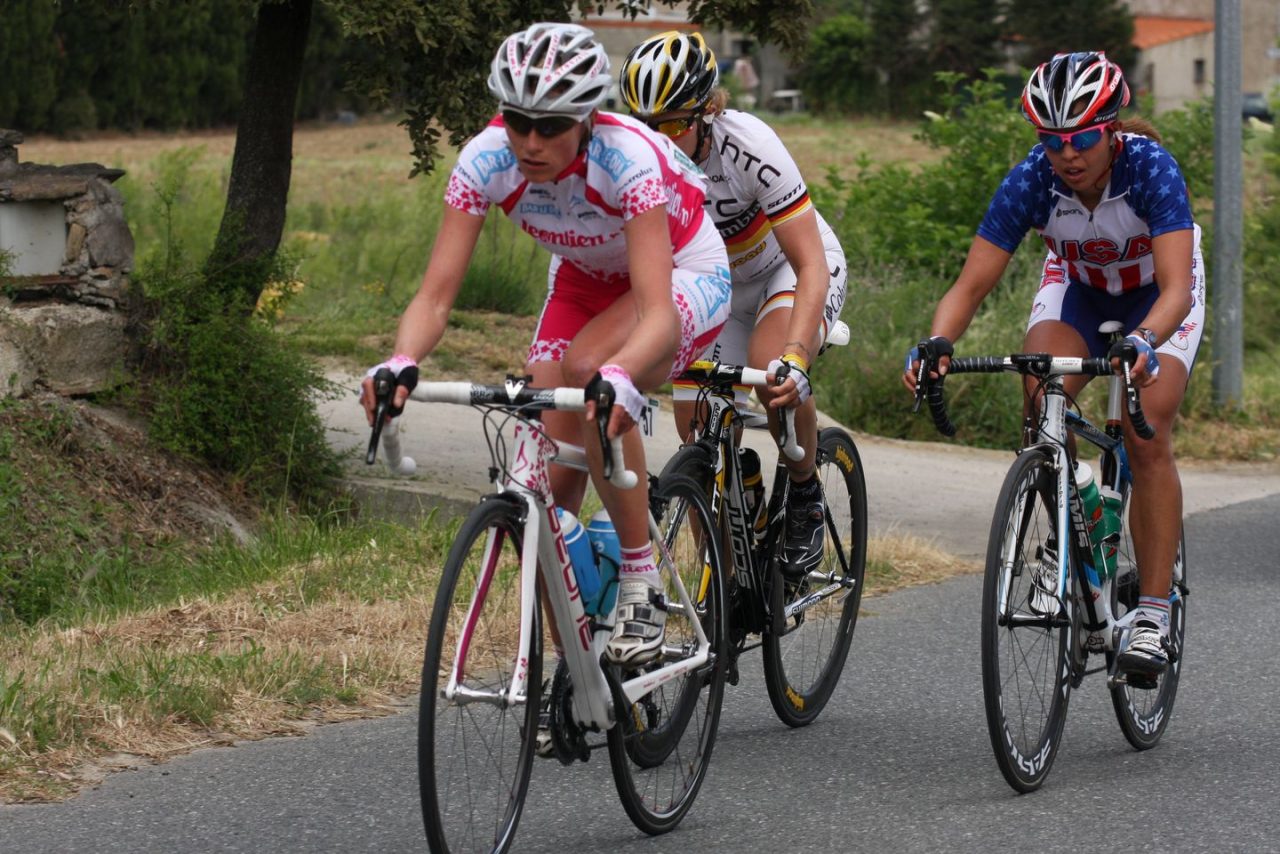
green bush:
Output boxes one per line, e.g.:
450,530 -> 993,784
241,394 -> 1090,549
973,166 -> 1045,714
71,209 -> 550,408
132,156 -> 341,504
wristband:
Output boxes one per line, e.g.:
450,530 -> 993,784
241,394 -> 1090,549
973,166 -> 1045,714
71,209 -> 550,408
780,352 -> 810,373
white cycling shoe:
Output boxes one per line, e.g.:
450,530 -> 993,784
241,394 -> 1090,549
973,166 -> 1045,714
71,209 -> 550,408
604,579 -> 666,667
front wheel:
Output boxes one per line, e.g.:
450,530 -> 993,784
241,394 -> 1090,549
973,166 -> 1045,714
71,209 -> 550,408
762,427 -> 867,727
608,469 -> 727,835
980,448 -> 1074,793
419,497 -> 540,854
1109,517 -> 1188,750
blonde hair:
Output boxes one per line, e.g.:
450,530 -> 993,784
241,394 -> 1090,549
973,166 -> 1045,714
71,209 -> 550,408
707,87 -> 730,115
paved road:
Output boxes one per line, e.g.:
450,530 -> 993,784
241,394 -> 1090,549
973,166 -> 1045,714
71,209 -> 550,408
4,494 -> 1279,853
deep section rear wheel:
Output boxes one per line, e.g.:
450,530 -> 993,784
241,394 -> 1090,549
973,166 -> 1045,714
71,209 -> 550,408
608,468 -> 727,835
980,448 -> 1074,793
762,427 -> 867,727
419,497 -> 540,853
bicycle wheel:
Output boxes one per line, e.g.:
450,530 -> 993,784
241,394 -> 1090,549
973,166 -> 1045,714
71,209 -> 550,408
981,448 -> 1074,793
608,468 -> 727,835
419,496 -> 541,853
1109,513 -> 1188,750
762,427 -> 867,727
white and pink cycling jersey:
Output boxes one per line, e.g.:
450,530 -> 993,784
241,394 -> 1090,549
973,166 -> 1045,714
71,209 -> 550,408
445,112 -> 732,378
446,112 -> 718,283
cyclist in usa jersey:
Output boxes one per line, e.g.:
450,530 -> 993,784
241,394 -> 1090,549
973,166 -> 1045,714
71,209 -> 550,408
904,52 -> 1202,680
620,31 -> 849,579
360,22 -> 732,667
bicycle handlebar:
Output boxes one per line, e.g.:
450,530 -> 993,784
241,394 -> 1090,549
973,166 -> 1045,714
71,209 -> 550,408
365,376 -> 638,489
913,344 -> 1155,441
679,360 -> 805,461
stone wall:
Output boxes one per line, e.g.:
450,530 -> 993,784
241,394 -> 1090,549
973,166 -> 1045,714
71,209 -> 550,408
0,129 -> 134,397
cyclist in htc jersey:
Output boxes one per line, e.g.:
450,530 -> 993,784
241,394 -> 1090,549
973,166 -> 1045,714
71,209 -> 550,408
904,52 -> 1204,681
619,31 -> 849,579
360,22 -> 732,667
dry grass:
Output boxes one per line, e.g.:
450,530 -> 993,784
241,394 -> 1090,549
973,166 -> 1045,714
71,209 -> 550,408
0,527 -> 972,803
15,114 -> 937,199
0,557 -> 438,802
865,534 -> 982,596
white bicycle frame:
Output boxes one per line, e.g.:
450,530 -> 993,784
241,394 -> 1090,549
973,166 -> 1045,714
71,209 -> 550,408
998,358 -> 1139,653
380,380 -> 712,731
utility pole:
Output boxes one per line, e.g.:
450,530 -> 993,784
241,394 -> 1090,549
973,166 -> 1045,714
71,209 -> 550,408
1212,0 -> 1243,409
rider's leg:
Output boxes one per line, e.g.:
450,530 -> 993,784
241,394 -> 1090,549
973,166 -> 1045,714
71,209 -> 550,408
1122,358 -> 1188,606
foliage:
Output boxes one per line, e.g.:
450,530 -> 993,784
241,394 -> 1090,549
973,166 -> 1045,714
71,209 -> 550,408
927,0 -> 1004,80
1242,113 -> 1280,354
1004,0 -> 1136,71
337,0 -> 815,177
796,15 -> 876,115
132,153 -> 341,503
0,1 -> 362,134
814,70 -> 1037,276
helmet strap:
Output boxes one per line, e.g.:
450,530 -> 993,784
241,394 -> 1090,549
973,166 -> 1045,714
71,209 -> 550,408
692,108 -> 715,163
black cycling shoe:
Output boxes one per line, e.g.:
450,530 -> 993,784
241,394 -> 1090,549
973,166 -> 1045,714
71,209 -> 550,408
782,477 -> 824,579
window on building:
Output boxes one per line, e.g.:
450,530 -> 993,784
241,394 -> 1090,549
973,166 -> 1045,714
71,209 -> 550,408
1194,59 -> 1206,86
1143,63 -> 1155,95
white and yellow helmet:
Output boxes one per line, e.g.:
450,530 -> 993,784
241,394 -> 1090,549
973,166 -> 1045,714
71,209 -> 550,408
619,31 -> 719,117
487,22 -> 611,118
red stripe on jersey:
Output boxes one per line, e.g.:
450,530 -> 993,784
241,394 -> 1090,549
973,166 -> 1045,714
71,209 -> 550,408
498,181 -> 528,216
1085,264 -> 1107,289
1118,262 -> 1142,291
584,183 -> 622,218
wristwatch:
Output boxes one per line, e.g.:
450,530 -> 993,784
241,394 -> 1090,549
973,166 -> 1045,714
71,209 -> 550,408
1134,326 -> 1159,348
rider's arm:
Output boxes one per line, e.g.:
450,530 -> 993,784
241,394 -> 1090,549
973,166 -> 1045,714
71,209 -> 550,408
903,235 -> 1012,391
392,206 -> 487,359
931,236 -> 1013,342
1127,228 -> 1194,383
361,205 -> 486,420
589,205 -> 680,438
772,207 -> 830,363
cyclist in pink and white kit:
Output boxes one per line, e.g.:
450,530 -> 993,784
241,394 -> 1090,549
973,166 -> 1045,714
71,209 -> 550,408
360,22 -> 732,666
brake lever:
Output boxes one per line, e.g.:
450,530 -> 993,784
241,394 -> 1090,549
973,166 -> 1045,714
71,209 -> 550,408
365,367 -> 395,465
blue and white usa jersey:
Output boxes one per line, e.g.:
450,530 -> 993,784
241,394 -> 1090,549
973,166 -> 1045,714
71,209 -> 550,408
976,133 -> 1195,295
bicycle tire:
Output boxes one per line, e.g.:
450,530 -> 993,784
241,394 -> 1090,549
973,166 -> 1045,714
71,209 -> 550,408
419,497 -> 541,854
608,468 -> 727,835
1108,515 -> 1188,750
762,427 -> 867,727
980,447 -> 1074,793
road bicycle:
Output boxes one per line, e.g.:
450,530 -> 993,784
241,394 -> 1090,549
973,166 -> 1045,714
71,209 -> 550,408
913,322 -> 1188,792
366,373 -> 727,851
665,337 -> 867,727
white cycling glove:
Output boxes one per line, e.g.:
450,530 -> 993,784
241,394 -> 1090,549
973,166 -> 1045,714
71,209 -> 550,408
768,355 -> 812,405
599,364 -> 646,422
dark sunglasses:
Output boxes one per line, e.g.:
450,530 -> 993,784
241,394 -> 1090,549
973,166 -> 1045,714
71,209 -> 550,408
502,109 -> 580,138
639,113 -> 700,139
1038,121 -> 1110,153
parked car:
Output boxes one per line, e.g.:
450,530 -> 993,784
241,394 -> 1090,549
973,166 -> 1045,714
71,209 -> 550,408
1243,92 -> 1274,123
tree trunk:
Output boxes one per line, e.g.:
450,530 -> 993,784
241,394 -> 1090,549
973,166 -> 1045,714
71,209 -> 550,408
208,0 -> 313,305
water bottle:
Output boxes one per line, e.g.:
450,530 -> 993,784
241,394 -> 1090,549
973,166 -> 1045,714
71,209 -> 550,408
585,510 -> 622,615
1073,462 -> 1116,577
556,507 -> 601,605
739,447 -> 766,534
1096,485 -> 1123,578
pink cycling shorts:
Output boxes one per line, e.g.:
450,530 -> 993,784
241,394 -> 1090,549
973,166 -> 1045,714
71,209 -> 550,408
528,255 -> 732,380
